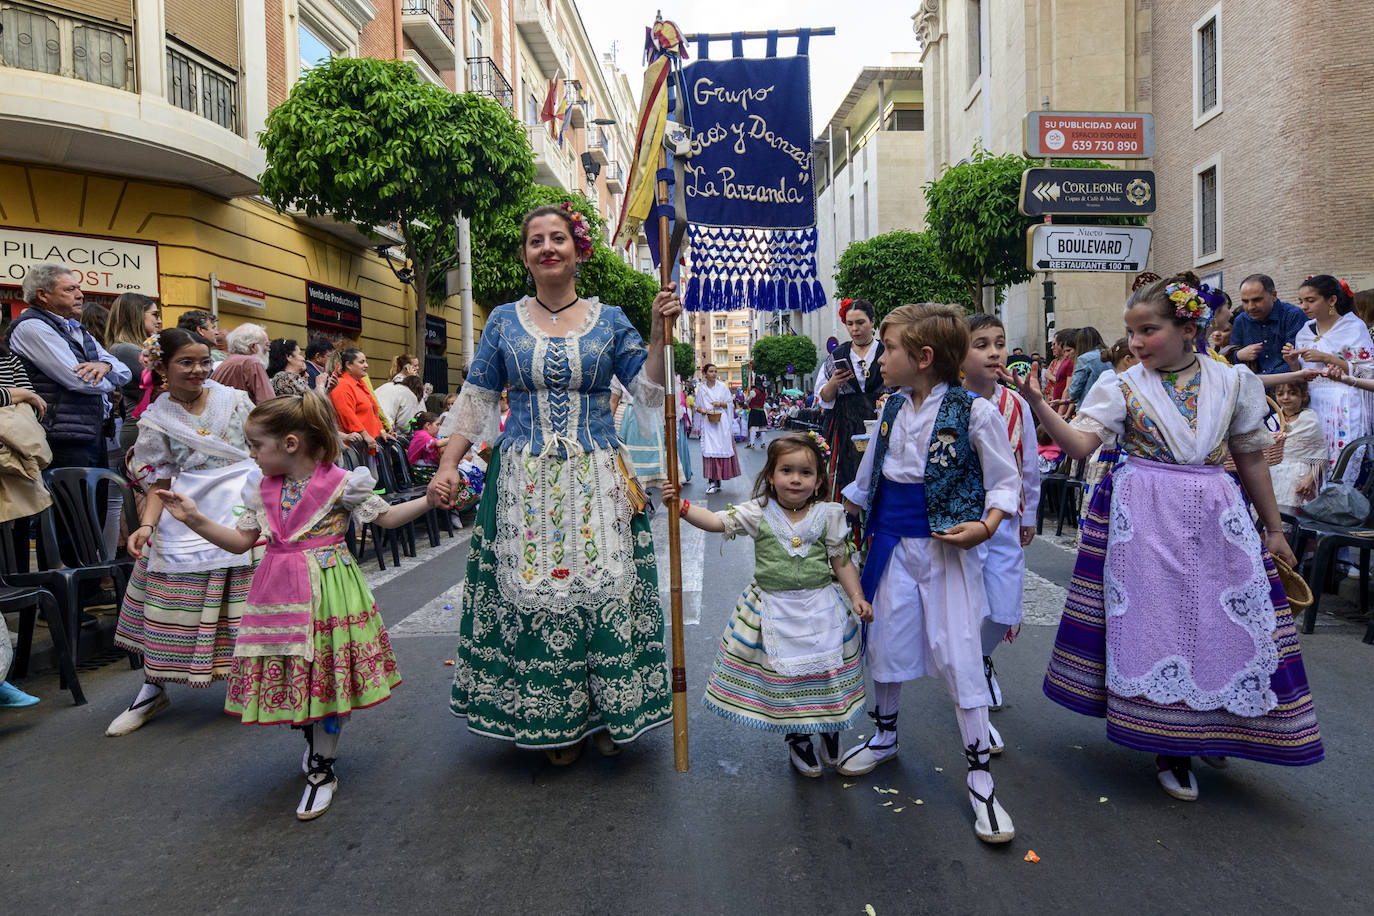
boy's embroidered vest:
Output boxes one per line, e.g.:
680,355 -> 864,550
996,384 -> 1025,514
866,386 -> 984,533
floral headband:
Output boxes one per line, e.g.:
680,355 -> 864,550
141,334 -> 163,365
807,430 -> 832,457
1166,282 -> 1214,324
838,298 -> 854,322
560,202 -> 594,260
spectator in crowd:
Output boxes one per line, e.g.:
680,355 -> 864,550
1230,274 -> 1305,375
1047,328 -> 1077,414
1066,326 -> 1107,407
0,337 -> 46,708
1354,289 -> 1374,328
266,337 -> 308,397
210,322 -> 274,404
329,347 -> 391,450
105,292 -> 162,456
176,310 -> 227,363
6,262 -> 130,468
389,353 -> 420,383
1207,292 -> 1236,357
304,337 -> 333,387
374,370 -> 422,430
80,303 -> 111,347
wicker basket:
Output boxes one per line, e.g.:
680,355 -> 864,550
852,435 -> 870,453
1224,396 -> 1286,471
1274,555 -> 1313,615
706,411 -> 723,423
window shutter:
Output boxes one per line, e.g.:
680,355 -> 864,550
165,0 -> 239,69
61,0 -> 133,26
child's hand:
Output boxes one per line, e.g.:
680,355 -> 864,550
1265,530 -> 1297,568
127,525 -> 153,559
850,595 -> 873,622
661,482 -> 680,503
151,489 -> 198,523
1326,365 -> 1346,383
842,497 -> 861,517
932,521 -> 989,550
999,362 -> 1043,406
1020,526 -> 1035,547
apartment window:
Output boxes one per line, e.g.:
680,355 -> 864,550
885,105 -> 924,131
733,354 -> 745,363
1192,4 -> 1222,126
1194,157 -> 1221,265
298,21 -> 332,75
469,10 -> 484,60
713,319 -> 726,329
967,0 -> 984,89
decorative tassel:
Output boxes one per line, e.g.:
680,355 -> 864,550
812,280 -> 827,309
685,275 -> 701,311
800,281 -> 813,312
788,282 -> 801,311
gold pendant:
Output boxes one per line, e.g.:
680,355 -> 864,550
790,536 -> 802,548
197,428 -> 210,436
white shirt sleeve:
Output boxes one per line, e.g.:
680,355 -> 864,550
1016,394 -> 1041,520
1072,372 -> 1128,444
9,318 -> 126,393
717,497 -> 765,540
814,359 -> 836,410
840,421 -> 879,508
970,397 -> 1022,517
1228,365 -> 1276,453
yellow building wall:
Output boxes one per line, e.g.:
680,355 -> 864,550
0,161 -> 471,391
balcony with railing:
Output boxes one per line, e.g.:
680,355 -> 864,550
166,40 -> 238,134
585,127 -> 609,166
525,123 -> 575,192
0,3 -> 134,91
605,160 -> 624,193
466,56 -> 512,110
401,0 -> 455,68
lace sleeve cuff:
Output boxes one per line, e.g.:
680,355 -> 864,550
1070,414 -> 1117,445
235,509 -> 264,531
625,370 -> 666,439
1229,427 -> 1274,454
352,494 -> 391,525
441,385 -> 500,445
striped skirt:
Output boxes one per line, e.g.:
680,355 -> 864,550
703,581 -> 866,733
1043,466 -> 1324,765
114,557 -> 252,686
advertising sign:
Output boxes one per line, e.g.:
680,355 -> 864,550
1027,225 -> 1153,272
1024,111 -> 1155,158
0,226 -> 160,296
1019,168 -> 1156,216
214,278 -> 267,311
305,281 -> 362,333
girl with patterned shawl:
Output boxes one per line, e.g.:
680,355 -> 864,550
426,205 -> 683,766
1018,275 -> 1321,805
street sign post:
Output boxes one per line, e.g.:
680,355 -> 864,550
1019,168 -> 1156,216
1024,111 -> 1155,158
1027,224 -> 1153,272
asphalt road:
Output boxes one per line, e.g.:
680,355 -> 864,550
4,434 -> 1372,915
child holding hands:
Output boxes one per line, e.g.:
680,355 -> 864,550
667,433 -> 871,778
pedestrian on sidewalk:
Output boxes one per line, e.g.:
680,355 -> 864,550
838,303 -> 1021,845
1021,273 -> 1322,805
960,314 -> 1039,743
109,329 -> 259,736
666,432 -> 870,777
425,203 -> 681,765
695,364 -> 740,492
154,392 -> 429,820
745,381 -> 767,448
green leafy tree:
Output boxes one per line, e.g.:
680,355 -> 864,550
835,230 -> 971,320
751,335 -> 818,382
258,57 -> 533,351
471,184 -> 658,337
923,142 -> 1127,312
672,340 -> 695,379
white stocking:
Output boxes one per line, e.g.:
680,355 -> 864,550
133,682 -> 163,705
313,718 -> 342,761
956,705 -> 994,797
872,681 -> 901,744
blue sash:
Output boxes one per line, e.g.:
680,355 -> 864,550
860,479 -> 931,602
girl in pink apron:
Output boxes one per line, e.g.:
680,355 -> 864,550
155,392 -> 429,820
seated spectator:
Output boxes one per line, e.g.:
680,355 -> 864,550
304,337 -> 333,387
390,353 -> 420,383
1231,273 -> 1305,375
176,309 -> 227,363
210,322 -> 274,404
267,337 -> 308,397
329,347 -> 391,450
374,372 -> 422,431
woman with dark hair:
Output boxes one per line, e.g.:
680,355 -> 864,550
267,338 -> 308,397
814,298 -> 885,500
1283,274 -> 1373,482
696,363 -> 740,492
745,382 -> 767,448
328,348 -> 391,450
425,203 -> 681,763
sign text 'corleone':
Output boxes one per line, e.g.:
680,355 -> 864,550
1024,111 -> 1155,159
1027,224 -> 1153,272
1019,168 -> 1156,217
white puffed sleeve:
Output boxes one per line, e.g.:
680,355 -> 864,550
131,423 -> 176,484
341,466 -> 391,524
970,398 -> 1022,517
1228,365 -> 1276,453
236,470 -> 266,532
1071,373 -> 1128,445
821,502 -> 851,559
716,498 -> 765,540
440,384 -> 500,446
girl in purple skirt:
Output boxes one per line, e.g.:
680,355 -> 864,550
1012,273 -> 1322,802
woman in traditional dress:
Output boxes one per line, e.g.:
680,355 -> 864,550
1023,275 -> 1321,803
695,364 -> 740,493
426,203 -> 681,764
814,299 -> 884,501
108,328 -> 259,736
1282,275 -> 1374,483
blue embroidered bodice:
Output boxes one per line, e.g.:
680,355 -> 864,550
465,298 -> 650,456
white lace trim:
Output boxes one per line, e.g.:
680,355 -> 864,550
1070,413 -> 1117,446
762,500 -> 828,558
352,494 -> 390,525
624,368 -> 665,439
442,384 -> 500,445
757,583 -> 850,677
491,445 -> 636,613
1229,427 -> 1275,454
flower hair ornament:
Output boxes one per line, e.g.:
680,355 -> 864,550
141,333 -> 163,366
1166,282 -> 1213,324
838,298 -> 854,322
807,429 -> 832,458
560,202 -> 594,260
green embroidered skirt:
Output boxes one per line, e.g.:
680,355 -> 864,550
450,447 -> 673,748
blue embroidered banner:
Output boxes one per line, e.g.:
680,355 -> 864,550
675,54 -> 826,313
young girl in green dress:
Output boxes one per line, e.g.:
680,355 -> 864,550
154,392 -> 430,820
664,433 -> 872,776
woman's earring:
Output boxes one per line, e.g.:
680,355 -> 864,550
524,269 -> 534,291
574,261 -> 582,280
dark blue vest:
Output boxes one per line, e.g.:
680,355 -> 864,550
8,306 -> 107,444
865,385 -> 984,533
